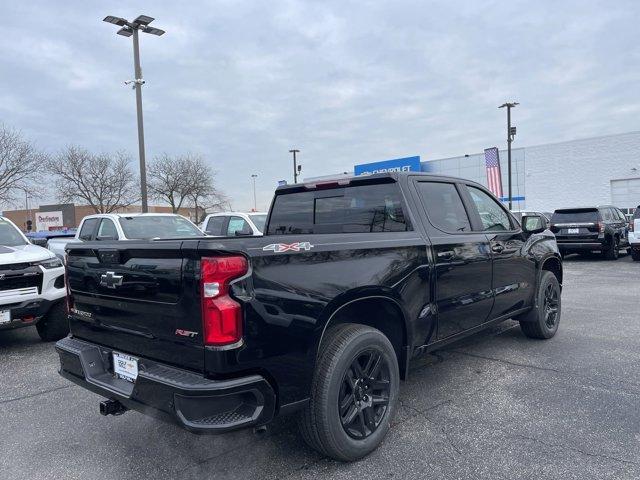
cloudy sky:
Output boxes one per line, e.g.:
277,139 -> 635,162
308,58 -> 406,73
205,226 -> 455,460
1,0 -> 639,211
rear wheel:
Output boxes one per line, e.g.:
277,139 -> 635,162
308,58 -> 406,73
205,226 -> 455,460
603,237 -> 619,260
36,301 -> 69,342
298,323 -> 399,462
518,271 -> 561,339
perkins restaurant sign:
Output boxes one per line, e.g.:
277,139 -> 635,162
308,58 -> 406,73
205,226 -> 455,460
35,211 -> 64,231
354,156 -> 421,176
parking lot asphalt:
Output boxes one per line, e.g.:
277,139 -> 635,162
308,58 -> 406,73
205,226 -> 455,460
1,254 -> 639,480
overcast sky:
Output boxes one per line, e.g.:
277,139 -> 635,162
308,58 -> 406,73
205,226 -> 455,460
1,0 -> 639,211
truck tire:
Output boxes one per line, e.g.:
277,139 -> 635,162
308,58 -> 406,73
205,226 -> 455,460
298,323 -> 399,462
36,301 -> 69,342
518,271 -> 561,339
603,236 -> 619,260
632,249 -> 640,261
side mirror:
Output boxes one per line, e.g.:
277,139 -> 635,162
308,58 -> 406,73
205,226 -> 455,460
97,235 -> 118,241
522,215 -> 546,234
234,228 -> 253,237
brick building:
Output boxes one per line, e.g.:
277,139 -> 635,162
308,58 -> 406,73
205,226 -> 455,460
1,203 -> 199,232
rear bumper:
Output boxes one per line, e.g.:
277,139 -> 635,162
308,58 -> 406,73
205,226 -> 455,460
55,336 -> 276,433
557,241 -> 605,252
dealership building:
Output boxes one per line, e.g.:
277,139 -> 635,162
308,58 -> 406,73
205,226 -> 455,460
317,130 -> 640,215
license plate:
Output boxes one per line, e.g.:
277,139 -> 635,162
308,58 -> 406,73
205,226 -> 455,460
0,310 -> 10,324
112,352 -> 138,382
567,228 -> 580,234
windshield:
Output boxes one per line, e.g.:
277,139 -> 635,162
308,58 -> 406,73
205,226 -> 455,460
118,216 -> 202,239
249,214 -> 267,232
0,219 -> 27,246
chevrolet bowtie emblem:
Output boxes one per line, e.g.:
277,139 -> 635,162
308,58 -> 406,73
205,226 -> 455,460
100,271 -> 124,289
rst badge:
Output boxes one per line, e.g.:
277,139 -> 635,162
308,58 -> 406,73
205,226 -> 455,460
262,242 -> 314,253
175,329 -> 198,338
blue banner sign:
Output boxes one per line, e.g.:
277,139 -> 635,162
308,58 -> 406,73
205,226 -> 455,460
354,156 -> 421,176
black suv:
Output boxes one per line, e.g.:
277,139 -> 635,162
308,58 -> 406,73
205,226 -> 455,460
550,206 -> 630,259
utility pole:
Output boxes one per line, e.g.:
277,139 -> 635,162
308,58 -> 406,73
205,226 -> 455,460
131,28 -> 148,212
251,174 -> 258,211
289,149 -> 301,183
498,102 -> 518,210
103,15 -> 165,212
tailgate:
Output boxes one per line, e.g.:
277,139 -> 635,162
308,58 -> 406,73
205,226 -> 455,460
66,240 -> 204,372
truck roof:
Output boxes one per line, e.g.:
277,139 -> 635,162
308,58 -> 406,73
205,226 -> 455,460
275,171 -> 484,193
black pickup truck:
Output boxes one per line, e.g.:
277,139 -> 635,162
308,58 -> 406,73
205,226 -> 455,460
56,172 -> 562,461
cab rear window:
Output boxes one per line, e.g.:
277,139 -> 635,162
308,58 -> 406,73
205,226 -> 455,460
267,183 -> 411,235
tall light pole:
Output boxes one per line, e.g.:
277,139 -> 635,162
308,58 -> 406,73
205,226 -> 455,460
251,174 -> 258,211
289,149 -> 301,184
103,15 -> 165,213
498,102 -> 518,210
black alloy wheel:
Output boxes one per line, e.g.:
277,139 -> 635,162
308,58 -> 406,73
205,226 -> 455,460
339,349 -> 391,439
543,282 -> 559,329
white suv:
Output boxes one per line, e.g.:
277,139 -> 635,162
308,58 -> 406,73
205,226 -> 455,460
0,216 -> 67,341
201,212 -> 267,237
630,206 -> 640,261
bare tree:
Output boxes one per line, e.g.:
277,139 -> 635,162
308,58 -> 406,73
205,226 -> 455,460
186,156 -> 230,222
147,153 -> 192,213
148,153 -> 228,219
0,124 -> 46,205
47,146 -> 138,213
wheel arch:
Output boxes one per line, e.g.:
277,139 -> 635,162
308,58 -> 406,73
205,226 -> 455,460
315,291 -> 411,380
540,254 -> 563,286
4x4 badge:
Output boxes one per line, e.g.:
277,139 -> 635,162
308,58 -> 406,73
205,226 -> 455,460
263,242 -> 314,253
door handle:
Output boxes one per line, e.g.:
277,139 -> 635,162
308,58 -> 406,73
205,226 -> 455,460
491,244 -> 504,253
437,250 -> 455,259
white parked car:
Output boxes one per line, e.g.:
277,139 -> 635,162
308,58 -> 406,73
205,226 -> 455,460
0,216 -> 67,341
629,205 -> 640,261
200,212 -> 267,237
47,213 -> 204,260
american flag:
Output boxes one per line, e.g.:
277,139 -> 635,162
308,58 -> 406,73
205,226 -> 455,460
484,147 -> 503,197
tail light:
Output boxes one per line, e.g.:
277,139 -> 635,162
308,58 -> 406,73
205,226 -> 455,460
64,255 -> 73,314
200,256 -> 248,346
629,222 -> 634,232
597,222 -> 605,234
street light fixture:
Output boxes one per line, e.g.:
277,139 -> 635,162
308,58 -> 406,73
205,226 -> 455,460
251,174 -> 258,211
289,149 -> 301,184
103,14 -> 165,213
498,101 -> 519,210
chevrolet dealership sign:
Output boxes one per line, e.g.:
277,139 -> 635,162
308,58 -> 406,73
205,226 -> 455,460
354,156 -> 421,176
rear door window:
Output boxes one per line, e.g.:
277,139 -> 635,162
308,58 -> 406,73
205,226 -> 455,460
205,216 -> 226,235
267,183 -> 410,235
415,182 -> 471,233
97,219 -> 118,240
633,207 -> 640,220
227,216 -> 251,236
78,218 -> 99,241
467,186 -> 512,231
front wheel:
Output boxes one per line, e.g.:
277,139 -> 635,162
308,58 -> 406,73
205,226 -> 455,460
298,323 -> 399,462
36,301 -> 69,342
518,271 -> 561,339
